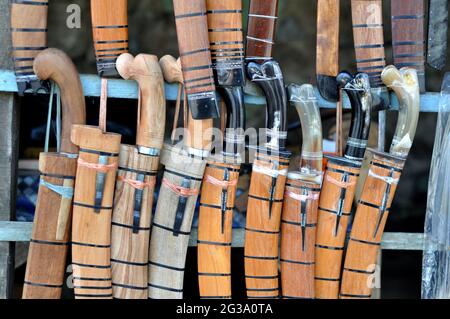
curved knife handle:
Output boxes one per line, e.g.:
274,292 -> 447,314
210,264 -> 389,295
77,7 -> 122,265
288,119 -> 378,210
11,0 -> 49,94
316,0 -> 340,102
34,48 -> 86,154
91,0 -> 128,77
173,0 -> 219,120
207,0 -> 245,87
381,66 -> 420,158
116,53 -> 166,152
339,72 -> 372,161
351,0 -> 386,89
246,0 -> 279,62
287,84 -> 323,181
159,55 -> 183,85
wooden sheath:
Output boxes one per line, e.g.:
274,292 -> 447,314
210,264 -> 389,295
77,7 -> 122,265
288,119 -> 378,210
111,146 -> 158,299
71,125 -> 121,299
246,0 -> 279,62
197,162 -> 240,299
91,0 -> 128,77
10,0 -> 48,89
315,157 -> 361,299
280,179 -> 321,299
244,152 -> 290,299
340,152 -> 404,299
148,145 -> 206,299
23,48 -> 86,299
391,0 -> 425,92
351,0 -> 385,88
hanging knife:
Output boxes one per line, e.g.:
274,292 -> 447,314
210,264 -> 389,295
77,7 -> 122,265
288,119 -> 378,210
11,0 -> 49,95
316,0 -> 340,102
315,72 -> 372,299
22,48 -> 86,299
280,84 -> 323,299
197,0 -> 245,300
340,66 -> 420,299
427,0 -> 449,70
391,0 -> 426,92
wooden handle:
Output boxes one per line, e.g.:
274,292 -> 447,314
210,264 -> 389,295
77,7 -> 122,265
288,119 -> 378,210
23,153 -> 77,299
173,0 -> 218,119
111,145 -> 159,299
244,153 -> 290,298
159,55 -> 184,85
246,0 -> 279,62
280,179 -> 321,299
340,153 -> 404,299
391,0 -> 425,92
91,0 -> 128,77
197,162 -> 240,299
117,53 -> 166,151
351,0 -> 385,88
33,48 -> 86,154
71,125 -> 121,299
149,145 -> 206,299
315,158 -> 361,299
11,0 -> 48,86
207,0 -> 245,86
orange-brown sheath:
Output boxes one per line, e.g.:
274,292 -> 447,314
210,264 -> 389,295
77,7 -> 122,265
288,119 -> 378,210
391,0 -> 426,92
351,0 -> 386,88
173,0 -> 216,101
340,153 -> 404,299
316,0 -> 339,80
71,125 -> 121,299
246,0 -> 279,62
244,153 -> 290,299
280,179 -> 321,299
198,162 -> 240,299
315,157 -> 361,299
23,48 -> 86,299
10,0 -> 48,89
90,0 -> 128,77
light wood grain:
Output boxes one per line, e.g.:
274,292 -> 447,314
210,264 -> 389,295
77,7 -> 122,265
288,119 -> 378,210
316,0 -> 339,77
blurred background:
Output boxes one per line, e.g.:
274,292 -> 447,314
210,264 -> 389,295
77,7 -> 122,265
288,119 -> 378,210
12,0 -> 450,299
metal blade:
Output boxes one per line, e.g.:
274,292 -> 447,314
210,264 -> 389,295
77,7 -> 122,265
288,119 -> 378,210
427,0 -> 449,70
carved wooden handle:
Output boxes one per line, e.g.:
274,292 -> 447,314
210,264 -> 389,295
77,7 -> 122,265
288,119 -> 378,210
116,53 -> 166,151
34,48 -> 86,154
159,55 -> 184,85
246,0 -> 279,62
351,0 -> 386,88
11,0 -> 48,91
91,0 -> 128,77
391,0 -> 425,92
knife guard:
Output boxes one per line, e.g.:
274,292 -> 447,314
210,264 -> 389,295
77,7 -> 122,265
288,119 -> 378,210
148,144 -> 206,299
244,152 -> 290,299
71,125 -> 121,299
315,156 -> 361,299
91,0 -> 128,77
340,151 -> 404,299
11,0 -> 48,93
22,153 -> 76,299
111,145 -> 159,299
197,161 -> 240,299
280,179 -> 321,299
391,0 -> 426,92
173,0 -> 218,120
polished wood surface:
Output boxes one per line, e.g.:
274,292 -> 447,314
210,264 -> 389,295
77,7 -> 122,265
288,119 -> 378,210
244,153 -> 289,298
316,0 -> 339,77
351,0 -> 385,88
198,162 -> 240,299
340,154 -> 404,299
71,125 -> 121,299
391,0 -> 425,92
11,0 -> 48,82
315,159 -> 361,299
173,0 -> 215,97
280,178 -> 321,299
90,0 -> 128,77
246,0 -> 279,62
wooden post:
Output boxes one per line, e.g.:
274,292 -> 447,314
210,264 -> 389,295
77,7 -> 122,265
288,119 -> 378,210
0,0 -> 19,299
